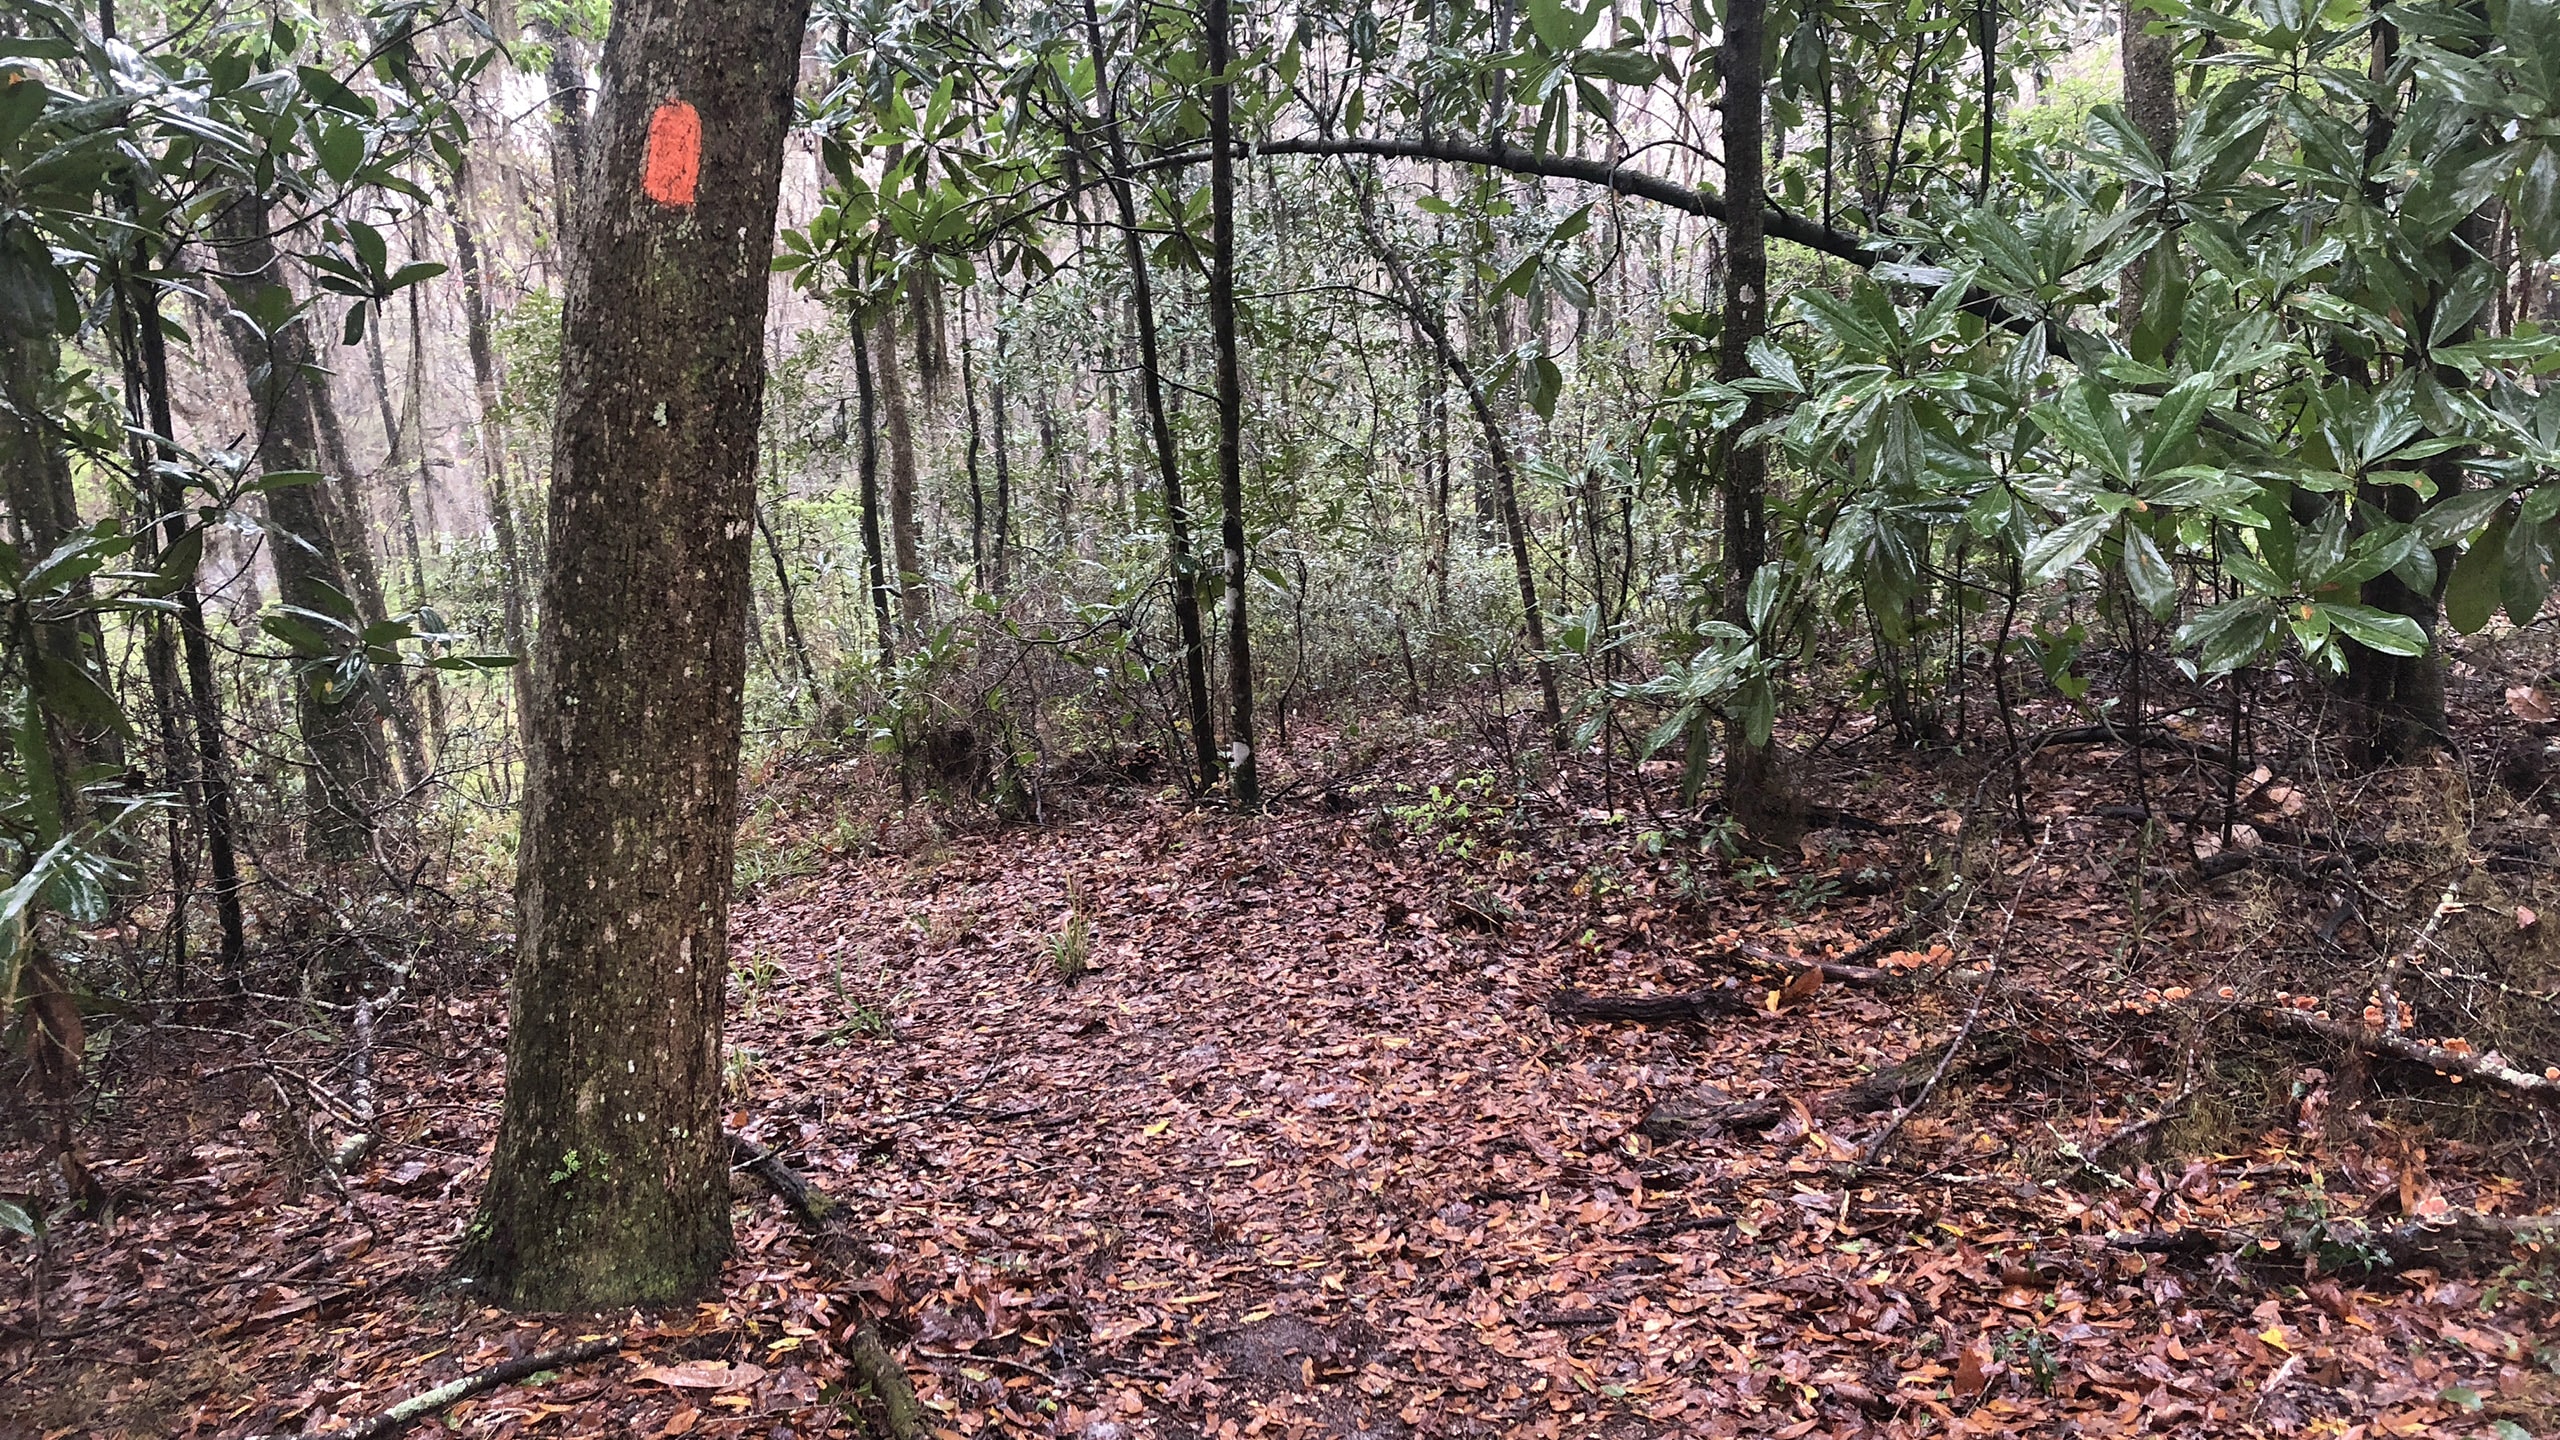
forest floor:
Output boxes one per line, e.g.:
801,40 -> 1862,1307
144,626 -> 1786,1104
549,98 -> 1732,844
8,687 -> 2560,1439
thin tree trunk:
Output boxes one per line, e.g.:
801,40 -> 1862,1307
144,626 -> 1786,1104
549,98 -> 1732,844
2118,0 -> 2179,328
445,171 -> 536,735
1353,175 -> 1563,739
961,309 -> 988,591
1207,0 -> 1258,807
758,497 -> 824,720
853,329 -> 895,667
872,308 -> 928,634
533,16 -> 591,220
1078,0 -> 1222,790
1717,0 -> 1795,835
122,251 -> 247,975
0,330 -> 122,788
463,0 -> 812,1310
366,299 -> 448,764
990,332 -> 1014,596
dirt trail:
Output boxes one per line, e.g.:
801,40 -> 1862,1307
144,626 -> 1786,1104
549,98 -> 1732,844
720,790 -> 2552,1438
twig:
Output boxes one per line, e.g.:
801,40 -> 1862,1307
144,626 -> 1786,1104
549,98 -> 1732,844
330,990 -> 394,1173
2379,879 -> 2461,1045
2257,1007 -> 2560,1104
1858,970 -> 1994,1169
1855,824 -> 2048,1170
242,1335 -> 621,1440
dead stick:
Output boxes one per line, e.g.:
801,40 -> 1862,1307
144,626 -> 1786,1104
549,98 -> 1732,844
2259,1007 -> 2560,1104
1859,970 -> 1994,1168
243,1336 -> 621,1440
724,1130 -> 925,1440
1856,824 -> 2045,1169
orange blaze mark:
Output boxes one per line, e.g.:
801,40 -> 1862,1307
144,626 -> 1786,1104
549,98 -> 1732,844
643,100 -> 701,208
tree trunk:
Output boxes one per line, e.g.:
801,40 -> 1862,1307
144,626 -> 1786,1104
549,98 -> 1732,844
1207,0 -> 1258,808
365,296 -> 449,766
989,332 -> 1014,596
462,0 -> 812,1311
2118,0 -> 2179,328
1716,0 -> 1797,837
445,169 -> 537,736
120,250 -> 247,975
1078,0 -> 1222,791
872,308 -> 928,635
758,496 -> 825,721
0,328 -> 123,790
533,16 -> 592,222
208,197 -> 393,861
853,328 -> 895,666
2340,21 -> 2471,761
961,313 -> 987,591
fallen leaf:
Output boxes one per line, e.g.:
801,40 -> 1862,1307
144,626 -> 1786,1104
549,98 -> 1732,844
633,1360 -> 767,1392
1953,1339 -> 1994,1399
1778,968 -> 1822,1009
2506,685 -> 2555,723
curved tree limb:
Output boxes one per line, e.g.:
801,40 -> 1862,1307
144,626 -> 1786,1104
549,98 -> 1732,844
1095,135 -> 1877,266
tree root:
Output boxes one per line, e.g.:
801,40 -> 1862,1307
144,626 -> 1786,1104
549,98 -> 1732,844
243,1336 -> 622,1440
725,1130 -> 926,1440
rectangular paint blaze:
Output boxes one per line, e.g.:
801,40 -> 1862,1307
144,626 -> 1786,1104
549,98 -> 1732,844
643,100 -> 701,208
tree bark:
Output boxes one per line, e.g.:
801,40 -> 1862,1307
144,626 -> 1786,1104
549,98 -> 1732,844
1207,0 -> 1258,807
853,328 -> 895,666
461,0 -> 812,1311
1078,0 -> 1222,791
1716,0 -> 1796,837
2118,0 -> 2179,328
871,308 -> 928,634
208,196 -> 394,861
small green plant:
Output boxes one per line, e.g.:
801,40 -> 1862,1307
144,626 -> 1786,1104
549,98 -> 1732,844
547,1148 -> 583,1184
724,1045 -> 764,1098
1788,871 -> 1842,914
1385,771 -> 1503,858
732,948 -> 784,1017
1048,882 -> 1094,983
1995,1326 -> 2060,1396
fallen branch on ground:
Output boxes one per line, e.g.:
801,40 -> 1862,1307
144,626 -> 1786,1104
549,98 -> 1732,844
729,1130 -> 838,1230
1858,962 -> 1997,1169
2106,1211 -> 2560,1278
1639,1032 -> 2022,1141
2255,1007 -> 2560,1105
1550,980 -> 1754,1024
725,1130 -> 925,1440
243,1336 -> 621,1440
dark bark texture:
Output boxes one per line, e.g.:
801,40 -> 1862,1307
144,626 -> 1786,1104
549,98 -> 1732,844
1716,0 -> 1796,836
1207,0 -> 1258,808
462,0 -> 813,1311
